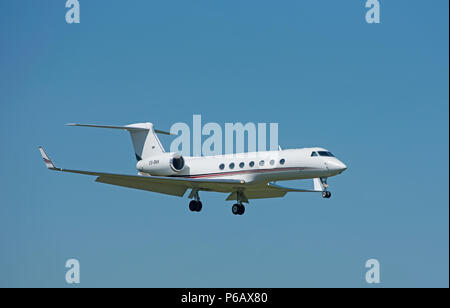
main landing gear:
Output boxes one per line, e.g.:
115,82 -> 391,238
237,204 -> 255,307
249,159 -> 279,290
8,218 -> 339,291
232,203 -> 245,215
189,200 -> 202,212
232,191 -> 246,215
188,190 -> 248,215
189,190 -> 202,212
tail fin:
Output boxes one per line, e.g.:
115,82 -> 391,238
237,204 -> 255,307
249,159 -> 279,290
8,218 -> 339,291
66,122 -> 172,161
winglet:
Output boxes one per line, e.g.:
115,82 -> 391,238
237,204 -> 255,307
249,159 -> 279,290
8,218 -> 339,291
38,147 -> 57,170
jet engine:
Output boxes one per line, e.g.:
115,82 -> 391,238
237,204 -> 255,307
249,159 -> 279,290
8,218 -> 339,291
136,153 -> 186,176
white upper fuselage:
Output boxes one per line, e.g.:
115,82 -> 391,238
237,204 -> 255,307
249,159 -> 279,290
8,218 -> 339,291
137,147 -> 347,186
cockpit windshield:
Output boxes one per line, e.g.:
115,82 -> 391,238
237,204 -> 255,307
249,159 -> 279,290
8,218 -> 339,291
318,151 -> 335,157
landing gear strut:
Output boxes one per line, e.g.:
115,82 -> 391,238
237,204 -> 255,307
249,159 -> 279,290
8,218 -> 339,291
232,191 -> 246,215
189,190 -> 202,212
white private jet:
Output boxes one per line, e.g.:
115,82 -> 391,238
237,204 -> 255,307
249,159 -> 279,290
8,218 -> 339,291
39,122 -> 347,215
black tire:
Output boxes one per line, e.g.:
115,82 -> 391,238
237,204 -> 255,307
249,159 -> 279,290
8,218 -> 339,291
326,191 -> 332,198
238,204 -> 245,215
232,204 -> 240,215
196,201 -> 203,212
322,191 -> 328,198
189,200 -> 197,212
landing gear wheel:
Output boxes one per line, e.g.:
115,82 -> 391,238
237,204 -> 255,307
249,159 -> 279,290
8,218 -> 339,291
232,204 -> 245,215
189,200 -> 202,212
322,191 -> 332,199
238,204 -> 245,215
196,201 -> 203,212
323,191 -> 331,198
232,204 -> 240,215
189,200 -> 197,212
189,200 -> 197,211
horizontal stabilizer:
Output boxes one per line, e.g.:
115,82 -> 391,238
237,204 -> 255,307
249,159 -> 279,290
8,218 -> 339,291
65,123 -> 173,135
66,122 -> 172,159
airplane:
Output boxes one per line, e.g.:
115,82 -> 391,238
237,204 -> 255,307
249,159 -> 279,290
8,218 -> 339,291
39,122 -> 347,215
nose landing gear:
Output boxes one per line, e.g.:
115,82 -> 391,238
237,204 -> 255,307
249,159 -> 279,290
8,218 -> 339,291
320,177 -> 331,198
322,191 -> 332,199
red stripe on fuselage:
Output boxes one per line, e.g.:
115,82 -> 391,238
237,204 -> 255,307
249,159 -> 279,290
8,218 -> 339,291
170,167 -> 315,179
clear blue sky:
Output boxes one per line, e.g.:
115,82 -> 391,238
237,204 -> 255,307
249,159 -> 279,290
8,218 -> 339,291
0,0 -> 448,287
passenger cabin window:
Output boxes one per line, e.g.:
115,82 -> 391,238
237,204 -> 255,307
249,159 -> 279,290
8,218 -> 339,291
280,159 -> 285,165
239,162 -> 245,168
270,160 -> 275,166
318,151 -> 335,157
229,163 -> 235,169
249,161 -> 255,167
259,160 -> 265,166
219,163 -> 225,170
311,151 -> 318,157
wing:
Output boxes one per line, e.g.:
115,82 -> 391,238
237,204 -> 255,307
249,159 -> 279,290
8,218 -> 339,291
267,182 -> 323,193
39,147 -> 245,197
226,182 -> 323,201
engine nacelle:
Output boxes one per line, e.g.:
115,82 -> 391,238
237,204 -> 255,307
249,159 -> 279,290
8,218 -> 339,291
136,153 -> 185,176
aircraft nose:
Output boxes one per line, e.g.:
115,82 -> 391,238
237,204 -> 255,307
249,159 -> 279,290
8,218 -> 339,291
339,161 -> 348,172
327,160 -> 347,173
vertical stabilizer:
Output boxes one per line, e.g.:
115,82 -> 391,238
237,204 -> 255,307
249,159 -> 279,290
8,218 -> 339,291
126,123 -> 165,160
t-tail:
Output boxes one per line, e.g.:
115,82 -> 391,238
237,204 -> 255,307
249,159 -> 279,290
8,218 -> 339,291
65,122 -> 172,161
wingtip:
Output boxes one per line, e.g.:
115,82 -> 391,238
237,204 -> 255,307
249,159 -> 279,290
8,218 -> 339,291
38,146 -> 57,170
